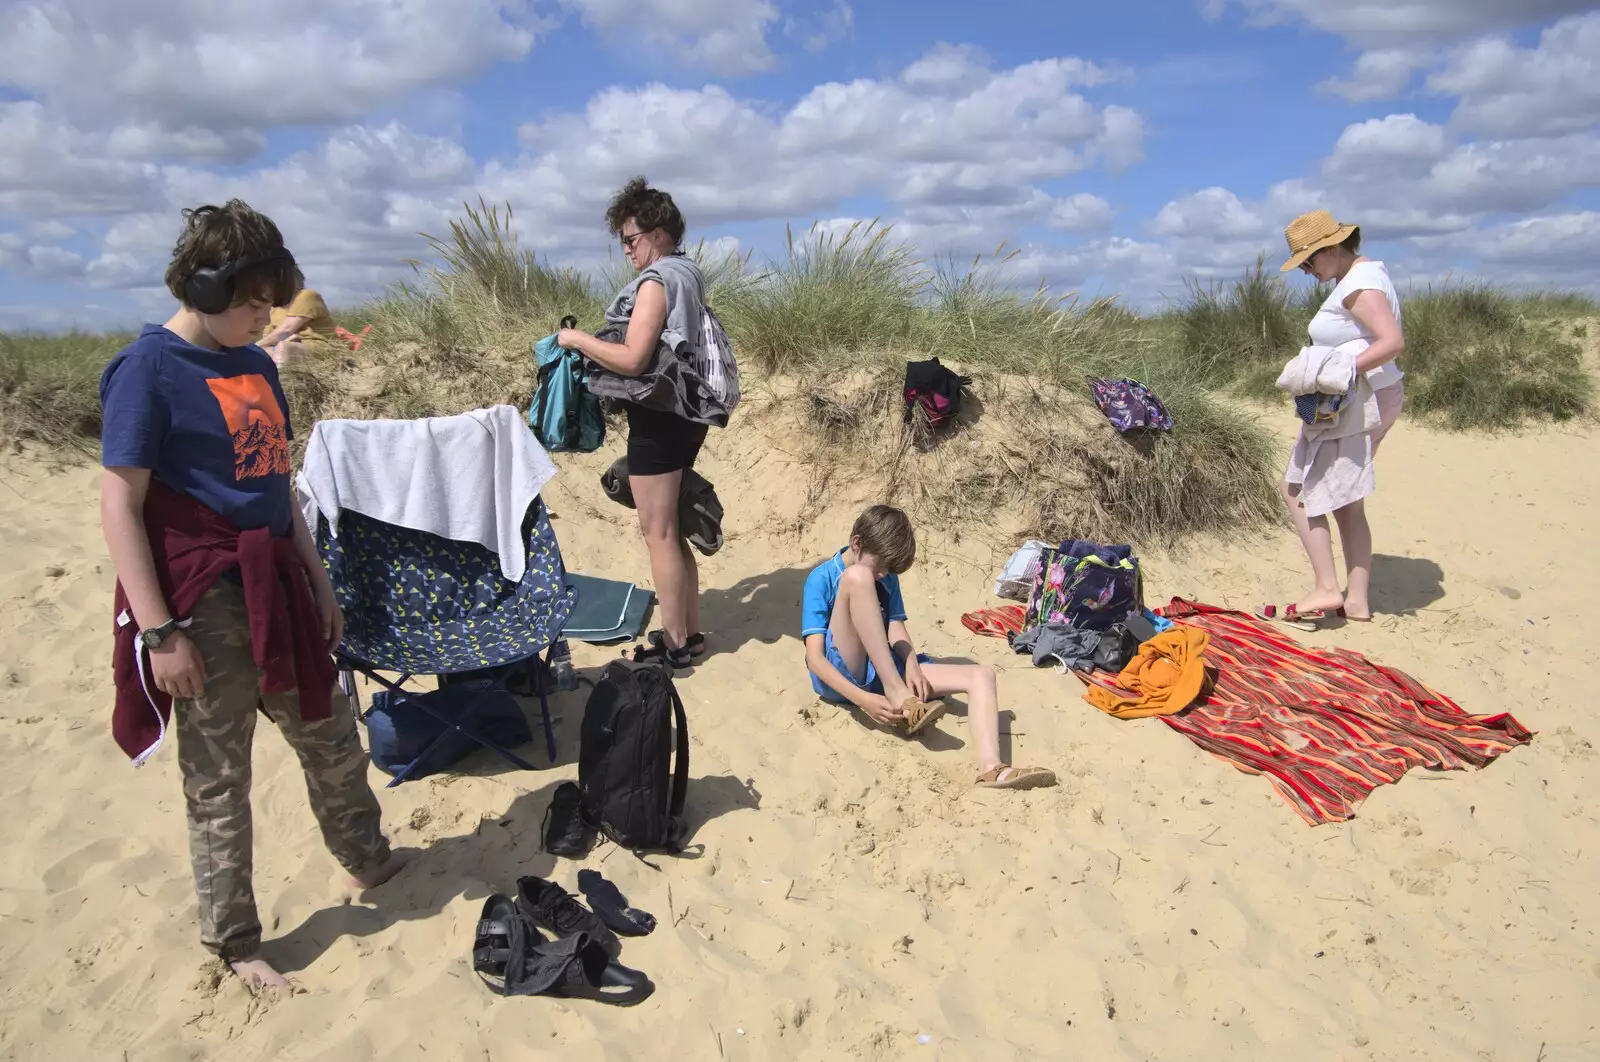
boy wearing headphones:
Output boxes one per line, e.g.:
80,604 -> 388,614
99,200 -> 403,991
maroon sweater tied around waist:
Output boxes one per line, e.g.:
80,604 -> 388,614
111,480 -> 333,764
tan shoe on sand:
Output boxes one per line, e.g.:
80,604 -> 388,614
902,698 -> 946,735
975,765 -> 1057,790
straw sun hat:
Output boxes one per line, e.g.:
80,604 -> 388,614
1279,210 -> 1358,273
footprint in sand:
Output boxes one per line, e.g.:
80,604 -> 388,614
41,836 -> 144,892
1388,866 -> 1442,896
1553,725 -> 1595,761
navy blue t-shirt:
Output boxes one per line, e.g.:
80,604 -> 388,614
100,325 -> 295,535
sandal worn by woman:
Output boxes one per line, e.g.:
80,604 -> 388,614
1255,603 -> 1345,631
647,629 -> 706,658
624,638 -> 692,670
975,765 -> 1057,790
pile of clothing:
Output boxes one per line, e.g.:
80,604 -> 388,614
966,539 -> 1213,719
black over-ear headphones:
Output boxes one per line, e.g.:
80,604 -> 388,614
184,248 -> 297,315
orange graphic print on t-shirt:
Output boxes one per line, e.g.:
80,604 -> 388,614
206,374 -> 290,479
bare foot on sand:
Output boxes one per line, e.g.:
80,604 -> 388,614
1293,589 -> 1346,616
229,955 -> 291,991
349,849 -> 414,892
1341,595 -> 1374,621
880,678 -> 916,715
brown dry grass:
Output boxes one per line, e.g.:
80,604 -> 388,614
743,366 -> 1283,547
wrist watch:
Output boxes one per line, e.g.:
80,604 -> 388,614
140,619 -> 182,649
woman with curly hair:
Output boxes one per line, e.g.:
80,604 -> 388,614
558,178 -> 719,669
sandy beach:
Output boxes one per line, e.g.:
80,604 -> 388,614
1,403 -> 1597,1061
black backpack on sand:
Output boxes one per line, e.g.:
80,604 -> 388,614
578,659 -> 689,853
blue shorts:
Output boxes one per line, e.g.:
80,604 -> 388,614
809,631 -> 933,704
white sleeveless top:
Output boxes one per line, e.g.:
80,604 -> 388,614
1306,260 -> 1405,392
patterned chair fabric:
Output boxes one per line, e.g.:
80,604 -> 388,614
318,498 -> 575,675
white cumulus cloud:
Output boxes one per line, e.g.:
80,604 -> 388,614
555,0 -> 780,75
1428,12 -> 1600,138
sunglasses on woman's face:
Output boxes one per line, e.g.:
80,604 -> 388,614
621,230 -> 648,251
1300,249 -> 1324,274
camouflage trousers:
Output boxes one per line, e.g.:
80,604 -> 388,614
174,580 -> 390,961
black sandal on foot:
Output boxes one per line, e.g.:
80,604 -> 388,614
647,629 -> 706,657
625,640 -> 692,670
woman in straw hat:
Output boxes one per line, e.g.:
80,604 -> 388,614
1260,210 -> 1406,629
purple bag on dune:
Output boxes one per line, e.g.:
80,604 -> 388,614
1088,377 -> 1174,433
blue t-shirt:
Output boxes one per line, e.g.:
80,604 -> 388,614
100,325 -> 296,535
800,548 -> 908,638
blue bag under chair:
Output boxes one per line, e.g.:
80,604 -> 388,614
318,498 -> 577,786
365,681 -> 532,779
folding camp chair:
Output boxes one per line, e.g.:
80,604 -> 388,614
317,499 -> 576,786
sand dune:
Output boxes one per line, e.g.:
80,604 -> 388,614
1,404 -> 1596,1061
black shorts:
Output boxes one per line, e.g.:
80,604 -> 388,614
625,403 -> 709,477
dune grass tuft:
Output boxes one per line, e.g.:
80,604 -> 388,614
1172,255 -> 1323,396
1399,284 -> 1592,430
703,232 -> 1284,544
722,220 -> 923,374
1171,262 -> 1594,430
0,330 -> 132,455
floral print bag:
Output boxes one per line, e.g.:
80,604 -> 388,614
1023,540 -> 1143,633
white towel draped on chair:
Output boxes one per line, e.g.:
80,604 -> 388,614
296,404 -> 558,583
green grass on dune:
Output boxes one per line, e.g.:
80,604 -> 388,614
0,330 -> 133,454
1169,261 -> 1593,431
1,201 -> 1593,542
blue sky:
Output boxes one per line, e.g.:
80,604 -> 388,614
1,0 -> 1596,329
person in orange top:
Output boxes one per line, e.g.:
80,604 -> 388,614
260,281 -> 338,367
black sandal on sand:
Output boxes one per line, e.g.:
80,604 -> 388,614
472,894 -> 654,1005
473,894 -> 532,991
647,629 -> 707,657
625,640 -> 692,670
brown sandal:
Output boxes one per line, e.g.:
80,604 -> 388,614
902,699 -> 947,735
975,765 -> 1057,790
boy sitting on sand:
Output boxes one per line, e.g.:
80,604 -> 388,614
802,505 -> 1056,790
99,200 -> 405,991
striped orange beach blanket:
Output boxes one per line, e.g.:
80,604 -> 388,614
1158,599 -> 1533,825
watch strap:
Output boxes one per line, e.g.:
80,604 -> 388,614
142,618 -> 182,646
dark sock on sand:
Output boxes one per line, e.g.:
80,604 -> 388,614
576,869 -> 657,936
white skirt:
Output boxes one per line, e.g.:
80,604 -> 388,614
1285,383 -> 1405,517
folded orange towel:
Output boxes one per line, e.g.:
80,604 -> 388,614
1084,627 -> 1211,720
